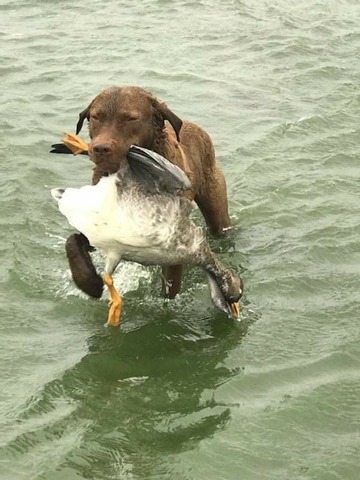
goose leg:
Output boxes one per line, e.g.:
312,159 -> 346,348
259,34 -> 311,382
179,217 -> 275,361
104,274 -> 123,327
62,133 -> 89,155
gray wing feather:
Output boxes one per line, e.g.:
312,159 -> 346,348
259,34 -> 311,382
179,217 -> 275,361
127,145 -> 192,195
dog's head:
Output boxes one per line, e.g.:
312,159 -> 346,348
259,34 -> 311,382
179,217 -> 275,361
76,86 -> 183,173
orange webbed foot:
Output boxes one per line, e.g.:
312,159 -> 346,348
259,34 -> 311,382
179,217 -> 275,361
104,274 -> 123,327
62,133 -> 89,156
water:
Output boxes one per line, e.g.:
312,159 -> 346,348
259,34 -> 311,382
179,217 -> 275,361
1,0 -> 360,478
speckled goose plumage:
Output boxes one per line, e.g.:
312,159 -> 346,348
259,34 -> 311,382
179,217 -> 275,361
52,146 -> 242,325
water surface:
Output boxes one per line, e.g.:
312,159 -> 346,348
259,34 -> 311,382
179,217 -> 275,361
1,1 -> 360,479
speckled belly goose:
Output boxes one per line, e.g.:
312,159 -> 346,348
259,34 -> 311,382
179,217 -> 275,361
51,142 -> 243,326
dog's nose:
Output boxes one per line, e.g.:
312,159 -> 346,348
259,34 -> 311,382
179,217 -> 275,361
92,143 -> 113,155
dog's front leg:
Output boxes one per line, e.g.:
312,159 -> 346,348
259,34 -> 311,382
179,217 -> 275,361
161,265 -> 183,299
65,233 -> 104,299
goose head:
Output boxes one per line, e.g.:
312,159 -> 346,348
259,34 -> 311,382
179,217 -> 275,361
205,270 -> 243,320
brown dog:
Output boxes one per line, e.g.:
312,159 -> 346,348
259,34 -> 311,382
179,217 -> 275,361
64,86 -> 232,299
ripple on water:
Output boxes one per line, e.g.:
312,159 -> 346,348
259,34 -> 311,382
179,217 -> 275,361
1,0 -> 360,478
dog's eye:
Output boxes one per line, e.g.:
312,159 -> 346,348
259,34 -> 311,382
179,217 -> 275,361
124,113 -> 140,122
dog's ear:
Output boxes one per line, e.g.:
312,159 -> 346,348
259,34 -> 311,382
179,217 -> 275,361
152,99 -> 183,142
76,105 -> 91,134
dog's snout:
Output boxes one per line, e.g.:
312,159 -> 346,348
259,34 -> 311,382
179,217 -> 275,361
92,143 -> 113,155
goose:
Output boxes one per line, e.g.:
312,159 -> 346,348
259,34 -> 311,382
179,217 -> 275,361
51,135 -> 243,326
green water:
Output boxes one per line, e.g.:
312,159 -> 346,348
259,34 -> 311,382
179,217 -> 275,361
1,1 -> 360,478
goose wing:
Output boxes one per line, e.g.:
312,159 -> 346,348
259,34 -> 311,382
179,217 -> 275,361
127,145 -> 191,195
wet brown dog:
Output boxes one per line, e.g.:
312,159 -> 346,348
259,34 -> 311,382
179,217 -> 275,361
65,86 -> 232,299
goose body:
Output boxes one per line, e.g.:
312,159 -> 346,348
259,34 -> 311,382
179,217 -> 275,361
51,144 -> 242,325
54,174 -> 204,268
